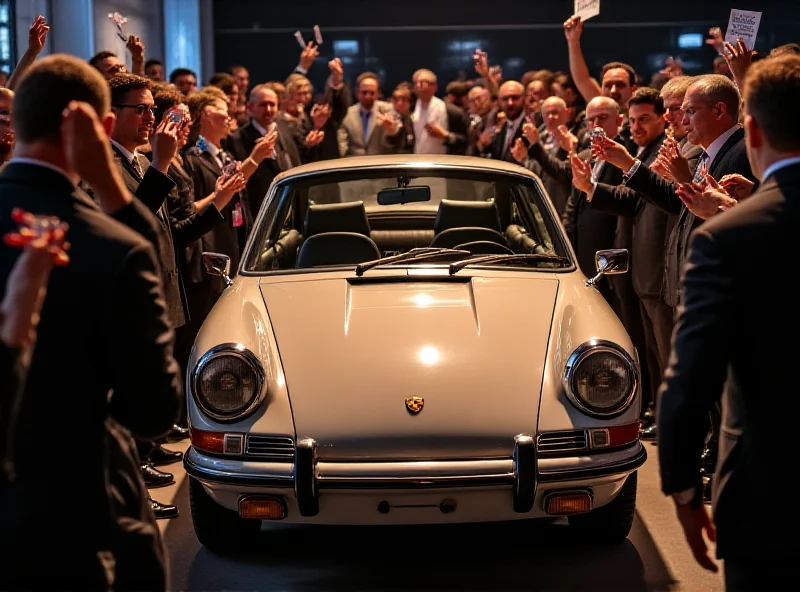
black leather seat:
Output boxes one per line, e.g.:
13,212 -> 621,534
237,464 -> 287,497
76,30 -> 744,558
433,199 -> 502,234
455,241 -> 515,255
430,227 -> 508,248
304,201 -> 371,237
296,232 -> 381,268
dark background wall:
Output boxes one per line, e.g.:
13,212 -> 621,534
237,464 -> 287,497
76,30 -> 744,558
213,1 -> 798,95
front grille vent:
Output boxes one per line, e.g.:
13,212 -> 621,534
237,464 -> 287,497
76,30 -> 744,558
246,435 -> 295,460
537,430 -> 588,453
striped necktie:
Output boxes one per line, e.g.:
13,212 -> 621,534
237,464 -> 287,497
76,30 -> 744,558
693,151 -> 708,183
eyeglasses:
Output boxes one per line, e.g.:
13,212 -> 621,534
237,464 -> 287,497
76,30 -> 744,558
114,103 -> 155,116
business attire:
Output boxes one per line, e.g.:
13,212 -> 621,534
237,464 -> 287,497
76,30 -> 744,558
658,159 -> 800,589
588,134 -> 673,412
624,126 -> 755,307
339,100 -> 395,156
0,160 -> 180,590
525,130 -> 573,216
484,112 -> 526,163
228,119 -> 295,222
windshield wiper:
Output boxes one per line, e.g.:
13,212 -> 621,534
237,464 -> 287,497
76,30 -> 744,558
355,248 -> 470,276
448,253 -> 571,275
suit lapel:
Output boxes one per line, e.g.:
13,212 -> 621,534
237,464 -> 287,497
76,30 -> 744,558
708,127 -> 745,176
112,144 -> 143,183
196,150 -> 222,177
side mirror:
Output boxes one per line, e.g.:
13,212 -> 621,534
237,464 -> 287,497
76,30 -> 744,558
202,252 -> 232,287
585,249 -> 629,287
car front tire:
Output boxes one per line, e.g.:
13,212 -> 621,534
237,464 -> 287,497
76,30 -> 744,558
567,471 -> 637,543
189,477 -> 261,554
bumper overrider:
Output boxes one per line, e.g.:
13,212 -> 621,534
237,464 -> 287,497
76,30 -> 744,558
184,434 -> 646,518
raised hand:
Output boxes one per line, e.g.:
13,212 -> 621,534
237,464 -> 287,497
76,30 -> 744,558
126,34 -> 145,63
60,101 -> 116,186
657,139 -> 693,184
250,131 -> 278,163
149,118 -> 179,172
593,135 -> 636,171
328,58 -> 344,87
300,42 -> 320,71
563,15 -> 584,44
214,169 -> 246,207
473,49 -> 490,79
705,27 -> 724,54
510,138 -> 528,164
522,122 -> 539,146
305,129 -> 325,148
723,37 -> 754,87
553,124 -> 577,153
28,15 -> 50,55
719,173 -> 755,200
310,103 -> 331,130
569,152 -> 594,193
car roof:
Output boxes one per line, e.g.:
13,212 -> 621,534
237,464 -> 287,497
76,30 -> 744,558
273,154 -> 541,184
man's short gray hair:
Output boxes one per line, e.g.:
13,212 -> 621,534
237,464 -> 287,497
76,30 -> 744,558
660,76 -> 695,101
689,74 -> 740,121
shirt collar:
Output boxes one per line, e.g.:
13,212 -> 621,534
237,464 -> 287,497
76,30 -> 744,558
110,139 -> 138,164
761,156 -> 800,183
251,119 -> 268,136
204,139 -> 220,157
704,125 -> 741,166
7,157 -> 77,186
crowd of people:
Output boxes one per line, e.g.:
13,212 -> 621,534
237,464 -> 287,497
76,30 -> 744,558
1,11 -> 799,591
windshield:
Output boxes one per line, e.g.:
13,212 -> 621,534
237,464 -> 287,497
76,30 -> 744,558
242,167 -> 572,274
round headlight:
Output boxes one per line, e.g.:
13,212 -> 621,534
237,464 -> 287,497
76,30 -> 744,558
563,340 -> 638,417
192,344 -> 265,421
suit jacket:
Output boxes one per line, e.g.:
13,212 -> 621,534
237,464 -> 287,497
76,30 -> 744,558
339,100 -> 395,156
562,148 -> 623,279
300,83 -> 352,162
442,100 -> 469,156
381,112 -> 415,154
526,132 -> 572,216
228,121 -> 286,222
657,162 -> 800,560
589,133 -> 674,299
486,114 -> 526,162
111,146 -> 186,327
167,156 -> 225,284
624,128 -> 755,306
184,146 -> 249,278
0,162 -> 180,566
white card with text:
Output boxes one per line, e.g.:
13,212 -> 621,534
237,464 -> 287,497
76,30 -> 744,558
575,0 -> 600,22
724,9 -> 762,50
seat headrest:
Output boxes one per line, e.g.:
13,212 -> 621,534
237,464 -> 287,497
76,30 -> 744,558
434,199 -> 501,234
296,232 -> 381,268
304,201 -> 371,238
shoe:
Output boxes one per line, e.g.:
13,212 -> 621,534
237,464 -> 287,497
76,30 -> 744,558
141,462 -> 174,488
148,443 -> 183,467
166,424 -> 190,442
149,495 -> 179,519
639,424 -> 657,440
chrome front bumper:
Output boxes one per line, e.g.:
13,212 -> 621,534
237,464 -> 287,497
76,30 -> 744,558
184,435 -> 646,518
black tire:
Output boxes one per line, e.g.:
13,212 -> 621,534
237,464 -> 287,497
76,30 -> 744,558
189,477 -> 261,554
567,471 -> 637,544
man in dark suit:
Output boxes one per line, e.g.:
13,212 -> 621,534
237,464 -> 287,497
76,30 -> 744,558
658,55 -> 800,588
483,80 -> 526,162
0,54 -> 180,591
228,84 -> 290,221
572,91 -> 671,420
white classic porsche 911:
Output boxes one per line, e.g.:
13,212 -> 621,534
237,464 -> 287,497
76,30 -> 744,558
184,155 -> 644,554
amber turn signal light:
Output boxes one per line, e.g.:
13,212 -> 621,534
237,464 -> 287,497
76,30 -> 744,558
238,497 -> 286,520
544,491 -> 593,515
190,428 -> 226,454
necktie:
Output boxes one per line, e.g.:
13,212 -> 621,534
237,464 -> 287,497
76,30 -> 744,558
132,154 -> 144,179
361,109 -> 371,144
693,151 -> 708,183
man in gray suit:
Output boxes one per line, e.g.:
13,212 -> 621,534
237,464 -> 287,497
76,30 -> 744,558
338,72 -> 394,156
658,55 -> 800,589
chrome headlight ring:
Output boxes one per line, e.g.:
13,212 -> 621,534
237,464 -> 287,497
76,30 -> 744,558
562,339 -> 639,418
191,343 -> 266,422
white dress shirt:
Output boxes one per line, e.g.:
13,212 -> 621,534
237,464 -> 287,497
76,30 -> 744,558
412,96 -> 448,155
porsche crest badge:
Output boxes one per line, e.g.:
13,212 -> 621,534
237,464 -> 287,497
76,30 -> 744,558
405,396 -> 424,414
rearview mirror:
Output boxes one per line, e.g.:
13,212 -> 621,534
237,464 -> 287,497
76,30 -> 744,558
377,186 -> 431,206
202,252 -> 232,287
585,249 -> 629,287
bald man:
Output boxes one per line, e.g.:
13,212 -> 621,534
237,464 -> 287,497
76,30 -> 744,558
481,80 -> 526,161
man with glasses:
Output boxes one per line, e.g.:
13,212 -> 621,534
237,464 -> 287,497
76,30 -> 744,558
106,73 -> 186,516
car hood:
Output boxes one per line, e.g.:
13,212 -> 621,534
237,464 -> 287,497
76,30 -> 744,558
260,275 -> 559,460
